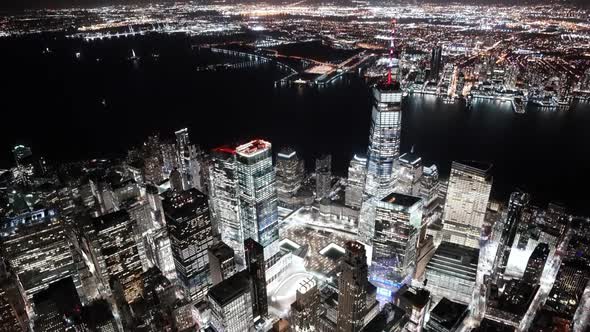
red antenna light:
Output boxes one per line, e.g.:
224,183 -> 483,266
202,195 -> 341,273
387,18 -> 397,85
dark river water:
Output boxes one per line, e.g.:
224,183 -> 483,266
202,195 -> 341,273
1,34 -> 589,213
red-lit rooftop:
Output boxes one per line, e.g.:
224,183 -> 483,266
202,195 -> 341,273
235,139 -> 271,157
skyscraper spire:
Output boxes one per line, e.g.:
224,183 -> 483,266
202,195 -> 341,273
387,18 -> 397,85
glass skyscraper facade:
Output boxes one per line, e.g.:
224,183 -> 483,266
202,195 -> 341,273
0,209 -> 80,304
235,139 -> 280,261
442,161 -> 492,249
209,148 -> 245,264
360,82 -> 403,245
164,189 -> 213,302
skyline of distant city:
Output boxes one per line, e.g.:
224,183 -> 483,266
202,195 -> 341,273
1,1 -> 590,332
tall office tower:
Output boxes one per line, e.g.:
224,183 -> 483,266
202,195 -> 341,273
442,161 -> 492,249
337,241 -> 368,332
32,277 -> 81,332
208,270 -> 254,332
244,238 -> 268,320
169,168 -> 183,192
396,285 -> 430,332
522,243 -> 550,284
424,242 -> 478,304
91,210 -> 144,303
161,142 -> 179,175
209,147 -> 245,263
0,261 -> 27,332
208,241 -> 237,286
494,191 -> 530,278
149,229 -> 177,281
11,145 -> 35,186
236,139 -> 280,261
275,147 -> 304,208
396,152 -> 423,196
359,78 -> 403,245
425,298 -> 468,332
164,189 -> 213,302
419,165 -> 440,220
315,154 -> 332,199
0,209 -> 80,303
345,154 -> 367,209
290,277 -> 320,332
429,45 -> 443,82
143,134 -> 164,185
371,193 -> 422,297
188,145 -> 205,192
175,128 -> 191,189
544,259 -> 590,318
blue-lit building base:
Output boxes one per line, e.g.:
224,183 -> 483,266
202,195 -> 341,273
369,266 -> 413,303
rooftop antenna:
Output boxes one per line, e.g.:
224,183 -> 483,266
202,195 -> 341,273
387,18 -> 397,85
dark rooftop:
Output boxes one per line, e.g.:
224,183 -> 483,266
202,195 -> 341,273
473,318 -> 515,332
363,303 -> 408,331
399,152 -> 422,166
92,210 -> 130,232
208,270 -> 251,306
208,241 -> 235,261
429,298 -> 469,330
397,285 -> 430,309
163,188 -> 208,221
381,192 -> 422,207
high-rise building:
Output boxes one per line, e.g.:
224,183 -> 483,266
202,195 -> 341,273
161,142 -> 179,176
425,297 -> 468,332
522,243 -> 550,284
315,154 -> 332,199
290,277 -> 320,332
164,189 -> 213,302
0,209 -> 80,302
544,259 -> 590,318
11,145 -> 35,186
209,147 -> 245,264
442,161 -> 492,249
142,134 -> 164,185
91,210 -> 144,303
32,277 -> 82,332
345,154 -> 367,209
371,192 -> 422,296
0,261 -> 27,332
423,242 -> 478,304
429,45 -> 443,82
276,147 -> 304,209
169,168 -> 183,192
235,139 -> 280,261
208,241 -> 237,286
175,128 -> 191,189
395,152 -> 423,196
494,191 -> 530,278
396,285 -> 430,332
244,238 -> 268,320
360,81 -> 403,245
363,82 -> 403,199
337,241 -> 368,332
419,165 -> 441,225
208,270 -> 254,332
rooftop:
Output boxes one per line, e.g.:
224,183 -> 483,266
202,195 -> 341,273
399,152 -> 422,166
93,210 -> 130,232
381,192 -> 422,207
429,298 -> 468,330
208,241 -> 235,261
236,139 -> 271,158
208,270 -> 251,306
